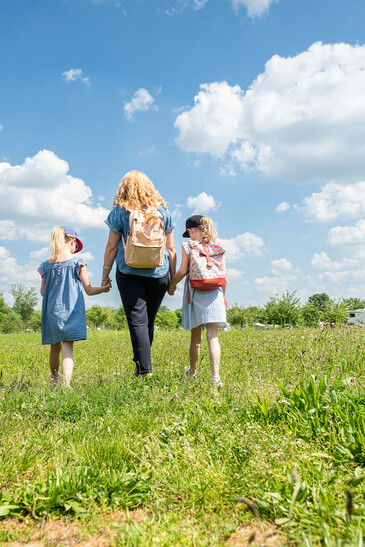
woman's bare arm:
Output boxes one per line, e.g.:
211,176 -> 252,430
169,245 -> 189,289
166,231 -> 176,279
102,229 -> 120,286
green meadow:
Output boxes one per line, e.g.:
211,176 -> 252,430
1,328 -> 365,545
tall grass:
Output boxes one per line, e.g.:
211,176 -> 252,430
1,328 -> 365,545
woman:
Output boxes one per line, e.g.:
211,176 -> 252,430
102,170 -> 176,377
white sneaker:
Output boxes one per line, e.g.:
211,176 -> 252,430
185,366 -> 197,379
210,376 -> 223,388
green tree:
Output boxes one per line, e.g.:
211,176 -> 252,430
100,307 -> 126,330
0,293 -> 7,319
323,301 -> 348,324
227,304 -> 245,328
341,297 -> 365,310
308,293 -> 330,311
0,293 -> 8,332
155,308 -> 178,330
244,306 -> 267,326
115,306 -> 128,329
11,284 -> 38,326
1,309 -> 23,333
174,308 -> 182,327
265,290 -> 301,327
29,310 -> 42,332
86,305 -> 108,328
301,302 -> 322,327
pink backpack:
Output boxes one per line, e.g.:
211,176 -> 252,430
187,240 -> 226,296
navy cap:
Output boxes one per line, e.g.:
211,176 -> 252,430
182,215 -> 203,238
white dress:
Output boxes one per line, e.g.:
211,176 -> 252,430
181,242 -> 227,330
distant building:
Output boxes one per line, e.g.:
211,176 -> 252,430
347,309 -> 365,326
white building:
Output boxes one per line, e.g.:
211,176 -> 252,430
347,309 -> 365,326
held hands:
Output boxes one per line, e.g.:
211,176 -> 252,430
167,284 -> 176,296
101,276 -> 112,292
102,281 -> 111,293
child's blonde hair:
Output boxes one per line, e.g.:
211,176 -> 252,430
49,226 -> 74,259
113,170 -> 167,211
200,216 -> 217,243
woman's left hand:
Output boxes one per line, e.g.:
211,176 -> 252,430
101,276 -> 111,288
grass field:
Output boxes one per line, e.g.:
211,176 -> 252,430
1,327 -> 365,546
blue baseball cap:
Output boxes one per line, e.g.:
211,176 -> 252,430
60,226 -> 83,253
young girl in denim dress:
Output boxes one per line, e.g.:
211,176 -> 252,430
169,215 -> 227,387
38,226 -> 110,387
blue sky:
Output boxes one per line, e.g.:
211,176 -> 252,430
2,0 -> 365,310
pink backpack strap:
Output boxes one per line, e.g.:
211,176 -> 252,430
202,243 -> 212,266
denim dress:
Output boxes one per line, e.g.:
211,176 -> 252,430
38,257 -> 87,345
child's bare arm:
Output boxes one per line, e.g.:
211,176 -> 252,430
169,246 -> 189,290
79,265 -> 111,295
40,280 -> 45,297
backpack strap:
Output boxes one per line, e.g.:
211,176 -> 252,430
202,243 -> 213,266
187,281 -> 191,304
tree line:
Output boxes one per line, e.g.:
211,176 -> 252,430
1,286 -> 364,334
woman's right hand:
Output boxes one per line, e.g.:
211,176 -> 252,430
167,285 -> 176,296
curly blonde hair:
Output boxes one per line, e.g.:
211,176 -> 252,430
113,170 -> 167,211
200,216 -> 217,243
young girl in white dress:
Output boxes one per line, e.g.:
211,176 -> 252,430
169,215 -> 227,387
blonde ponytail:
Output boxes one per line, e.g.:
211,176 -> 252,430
49,226 -> 70,259
200,216 -> 217,243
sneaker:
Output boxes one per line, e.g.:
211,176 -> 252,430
210,376 -> 223,388
185,366 -> 197,379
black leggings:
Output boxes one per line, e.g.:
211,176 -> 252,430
116,269 -> 169,375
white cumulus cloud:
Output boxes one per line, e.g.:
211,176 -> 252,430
254,258 -> 296,294
186,192 -> 217,214
0,150 -> 109,242
175,82 -> 245,157
226,268 -> 247,283
327,219 -> 365,247
62,68 -> 90,86
0,247 -> 39,284
175,42 -> 365,184
300,181 -> 365,222
124,88 -> 157,120
220,232 -> 265,261
311,251 -> 357,271
275,201 -> 290,213
270,258 -> 292,275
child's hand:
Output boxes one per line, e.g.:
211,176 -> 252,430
168,285 -> 176,296
102,281 -> 111,293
